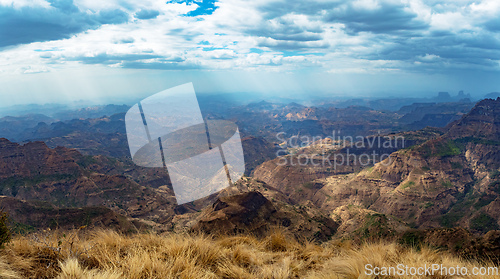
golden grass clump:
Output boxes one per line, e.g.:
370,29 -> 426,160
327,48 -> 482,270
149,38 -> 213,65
0,228 -> 498,279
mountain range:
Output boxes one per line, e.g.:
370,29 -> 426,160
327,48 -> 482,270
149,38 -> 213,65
0,97 -> 499,255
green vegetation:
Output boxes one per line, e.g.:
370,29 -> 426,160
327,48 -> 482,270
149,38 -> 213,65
441,180 -> 453,188
354,213 -> 395,240
0,210 -> 11,248
450,162 -> 463,169
423,202 -> 434,209
421,166 -> 430,172
470,213 -> 500,233
473,195 -> 495,209
400,181 -> 415,189
9,222 -> 35,235
302,182 -> 315,189
454,137 -> 500,147
418,140 -> 462,158
440,212 -> 463,228
490,170 -> 500,180
440,198 -> 475,228
435,141 -> 461,157
400,230 -> 424,249
0,173 -> 78,193
76,155 -> 98,167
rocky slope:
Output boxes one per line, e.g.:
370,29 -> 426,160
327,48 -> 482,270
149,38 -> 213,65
0,138 -> 177,227
1,98 -> 499,245
191,191 -> 338,241
312,98 -> 500,233
0,196 -> 138,233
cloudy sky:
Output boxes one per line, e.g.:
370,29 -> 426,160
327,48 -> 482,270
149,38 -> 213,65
1,0 -> 499,106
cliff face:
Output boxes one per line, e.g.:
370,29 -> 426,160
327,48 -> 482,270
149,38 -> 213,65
446,98 -> 500,141
240,136 -> 279,175
0,139 -> 176,227
0,196 -> 138,233
314,98 -> 500,232
0,139 -> 81,179
251,98 -> 500,235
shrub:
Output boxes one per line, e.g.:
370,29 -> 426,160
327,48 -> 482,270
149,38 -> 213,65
470,213 -> 500,233
0,210 -> 11,248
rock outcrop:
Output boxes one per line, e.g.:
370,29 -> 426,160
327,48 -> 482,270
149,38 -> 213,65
192,191 -> 338,241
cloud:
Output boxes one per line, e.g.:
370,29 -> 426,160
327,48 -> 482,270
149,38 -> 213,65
47,0 -> 79,13
1,0 -> 499,76
484,17 -> 500,31
95,9 -> 129,25
257,0 -> 342,19
0,5 -> 91,47
246,16 -> 324,43
257,38 -> 329,51
65,53 -> 166,65
0,1 -> 129,47
134,9 -> 160,20
19,65 -> 50,74
324,1 -> 429,34
113,37 -> 135,44
121,61 -> 202,70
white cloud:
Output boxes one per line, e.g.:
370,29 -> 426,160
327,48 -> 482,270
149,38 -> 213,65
0,0 -> 499,79
431,11 -> 472,32
0,0 -> 50,8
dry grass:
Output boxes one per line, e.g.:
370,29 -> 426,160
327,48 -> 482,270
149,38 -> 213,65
0,229 -> 498,279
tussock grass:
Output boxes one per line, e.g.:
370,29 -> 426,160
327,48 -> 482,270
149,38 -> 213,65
0,229 -> 498,278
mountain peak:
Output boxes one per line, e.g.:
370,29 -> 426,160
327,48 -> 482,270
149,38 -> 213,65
445,97 -> 500,140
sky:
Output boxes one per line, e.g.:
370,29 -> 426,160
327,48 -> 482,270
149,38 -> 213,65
0,0 -> 500,106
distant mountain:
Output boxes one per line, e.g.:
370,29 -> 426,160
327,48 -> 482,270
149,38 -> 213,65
0,114 -> 55,142
484,92 -> 500,99
398,101 -> 475,130
15,113 -> 130,157
0,103 -> 68,118
53,104 -> 130,120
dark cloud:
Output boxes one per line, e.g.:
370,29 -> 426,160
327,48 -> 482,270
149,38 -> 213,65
96,9 -> 129,25
247,17 -> 323,42
134,9 -> 160,20
258,0 -> 342,19
360,31 -> 500,71
324,2 -> 429,34
243,16 -> 324,54
0,6 -> 91,47
47,0 -> 79,13
484,17 -> 500,32
0,3 -> 129,47
258,40 -> 329,51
